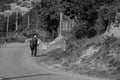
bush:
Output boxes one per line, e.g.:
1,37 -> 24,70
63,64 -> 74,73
3,34 -> 26,43
0,37 -> 6,48
15,34 -> 26,42
23,29 -> 49,41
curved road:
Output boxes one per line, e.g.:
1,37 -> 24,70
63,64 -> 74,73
0,43 -> 107,80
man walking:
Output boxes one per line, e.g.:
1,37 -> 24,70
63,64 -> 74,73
30,35 -> 39,57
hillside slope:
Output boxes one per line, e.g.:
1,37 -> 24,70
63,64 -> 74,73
36,21 -> 120,80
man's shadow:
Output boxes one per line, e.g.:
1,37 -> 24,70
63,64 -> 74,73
1,73 -> 60,80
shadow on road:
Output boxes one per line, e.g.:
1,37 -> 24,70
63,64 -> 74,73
1,73 -> 59,80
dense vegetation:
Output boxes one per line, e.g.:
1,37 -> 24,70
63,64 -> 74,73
33,0 -> 120,80
0,0 -> 119,40
37,0 -> 119,39
1,0 -> 120,79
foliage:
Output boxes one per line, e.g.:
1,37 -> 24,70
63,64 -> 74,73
36,0 -> 59,33
0,0 -> 120,42
0,2 -> 11,12
0,0 -> 17,4
0,15 -> 6,33
0,33 -> 26,43
59,0 -> 118,39
22,28 -> 49,41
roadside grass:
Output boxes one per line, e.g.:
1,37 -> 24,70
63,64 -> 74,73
37,35 -> 120,80
70,35 -> 120,80
0,32 -> 26,48
37,35 -> 104,66
0,39 -> 5,48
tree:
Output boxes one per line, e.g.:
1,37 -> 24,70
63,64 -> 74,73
61,0 -> 117,39
0,15 -> 6,34
35,0 -> 60,37
0,2 -> 11,12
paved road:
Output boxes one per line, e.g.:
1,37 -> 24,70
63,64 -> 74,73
0,43 -> 108,80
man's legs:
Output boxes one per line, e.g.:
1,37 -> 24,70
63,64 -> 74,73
34,46 -> 37,57
31,48 -> 34,56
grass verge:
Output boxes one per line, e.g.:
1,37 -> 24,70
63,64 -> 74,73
36,35 -> 120,80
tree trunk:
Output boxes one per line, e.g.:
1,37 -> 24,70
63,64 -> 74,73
28,15 -> 30,29
6,15 -> 9,36
15,11 -> 18,34
59,12 -> 63,37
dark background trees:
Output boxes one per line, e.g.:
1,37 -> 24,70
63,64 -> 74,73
60,0 -> 117,39
0,0 -> 120,40
34,0 -> 118,39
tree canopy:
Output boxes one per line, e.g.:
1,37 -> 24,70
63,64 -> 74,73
0,0 -> 120,39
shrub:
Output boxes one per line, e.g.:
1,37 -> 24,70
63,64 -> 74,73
23,29 -> 49,41
15,34 -> 26,42
2,33 -> 26,43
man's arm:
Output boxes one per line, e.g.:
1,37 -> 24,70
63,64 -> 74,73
37,39 -> 41,46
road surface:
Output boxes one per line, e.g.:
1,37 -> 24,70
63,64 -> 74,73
0,43 -> 108,80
